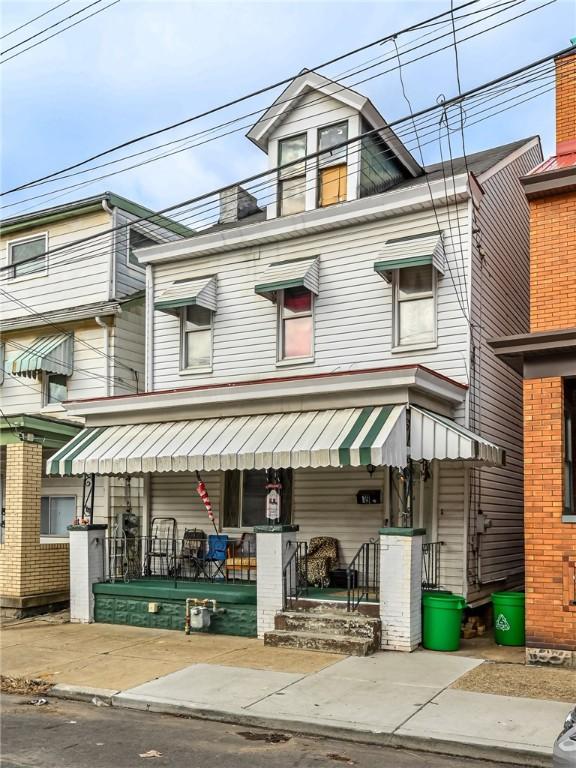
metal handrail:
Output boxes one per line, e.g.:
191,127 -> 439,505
346,540 -> 379,612
422,541 -> 443,589
282,540 -> 308,610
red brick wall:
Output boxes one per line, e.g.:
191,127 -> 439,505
556,53 -> 576,147
530,190 -> 576,333
524,377 -> 576,650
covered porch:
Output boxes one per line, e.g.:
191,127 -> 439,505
48,381 -> 504,650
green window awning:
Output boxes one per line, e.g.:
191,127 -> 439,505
374,232 -> 445,283
10,334 -> 73,379
155,275 -> 217,316
255,256 -> 320,301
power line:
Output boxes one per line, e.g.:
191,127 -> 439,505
2,0 -> 543,200
0,72 -> 558,285
0,0 -> 121,66
0,52 -> 562,279
1,0 -> 71,40
0,0 -> 490,193
1,0 -> 104,56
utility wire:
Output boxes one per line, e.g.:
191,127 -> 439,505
0,0 -> 491,193
0,57 -> 561,280
2,0 -> 543,199
2,0 -> 537,214
0,0 -> 120,65
1,0 -> 71,40
1,0 -> 104,56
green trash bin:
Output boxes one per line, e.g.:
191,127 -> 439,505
492,591 -> 525,646
422,593 -> 466,651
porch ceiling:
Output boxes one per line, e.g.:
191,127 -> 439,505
47,405 -> 408,476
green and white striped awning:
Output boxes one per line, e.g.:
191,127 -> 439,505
255,256 -> 320,301
48,405 -> 407,476
155,275 -> 217,315
374,232 -> 445,283
10,334 -> 73,379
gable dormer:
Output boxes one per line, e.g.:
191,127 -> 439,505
247,70 -> 421,219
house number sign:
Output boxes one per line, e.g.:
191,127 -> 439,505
356,490 -> 381,505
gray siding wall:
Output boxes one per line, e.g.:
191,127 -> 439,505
110,298 -> 146,396
467,141 -> 542,601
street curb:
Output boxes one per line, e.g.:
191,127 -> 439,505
48,685 -> 551,768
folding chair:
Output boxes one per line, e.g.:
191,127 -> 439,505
199,534 -> 228,581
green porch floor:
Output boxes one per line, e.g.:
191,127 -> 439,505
94,579 -> 256,604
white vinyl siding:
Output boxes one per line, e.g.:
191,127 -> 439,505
467,142 -> 542,601
153,205 -> 471,389
0,211 -> 112,320
110,298 -> 146,396
0,325 -> 109,417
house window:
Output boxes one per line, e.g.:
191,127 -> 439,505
8,234 -> 47,278
278,287 -> 314,360
181,305 -> 212,370
40,495 -> 76,536
44,373 -> 68,405
394,265 -> 435,347
278,134 -> 307,216
223,469 -> 292,528
128,227 -> 158,268
564,379 -> 576,519
318,122 -> 348,207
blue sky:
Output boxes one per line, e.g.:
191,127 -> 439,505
1,0 -> 574,217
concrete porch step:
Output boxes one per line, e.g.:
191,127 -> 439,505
263,629 -> 377,656
275,610 -> 381,641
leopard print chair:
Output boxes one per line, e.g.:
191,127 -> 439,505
302,536 -> 338,588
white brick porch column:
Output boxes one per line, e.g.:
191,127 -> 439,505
379,527 -> 425,652
254,525 -> 298,638
68,524 -> 107,623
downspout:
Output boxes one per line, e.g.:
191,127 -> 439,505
145,264 -> 154,391
102,198 -> 116,301
94,314 -> 111,532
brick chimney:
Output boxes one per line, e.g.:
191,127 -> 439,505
219,185 -> 260,224
555,51 -> 576,153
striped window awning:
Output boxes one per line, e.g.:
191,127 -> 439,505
48,405 -> 407,476
255,257 -> 320,301
155,275 -> 217,315
374,232 -> 445,283
10,334 -> 73,379
410,407 -> 505,466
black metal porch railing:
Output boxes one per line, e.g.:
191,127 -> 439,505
346,541 -> 379,612
422,541 -> 443,590
106,534 -> 257,584
282,541 -> 308,610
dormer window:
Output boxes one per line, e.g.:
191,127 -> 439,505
278,134 -> 307,216
318,122 -> 348,207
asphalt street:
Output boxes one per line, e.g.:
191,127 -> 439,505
2,693 -> 511,768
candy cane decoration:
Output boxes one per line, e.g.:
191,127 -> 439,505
196,472 -> 218,534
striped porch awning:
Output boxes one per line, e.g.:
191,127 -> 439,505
10,334 -> 73,379
48,405 -> 407,476
374,232 -> 445,283
155,275 -> 217,315
255,256 -> 320,301
410,407 -> 504,466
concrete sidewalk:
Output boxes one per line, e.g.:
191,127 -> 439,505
2,620 -> 573,767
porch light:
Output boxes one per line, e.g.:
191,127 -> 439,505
366,463 -> 376,477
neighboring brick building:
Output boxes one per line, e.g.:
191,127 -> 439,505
491,50 -> 576,666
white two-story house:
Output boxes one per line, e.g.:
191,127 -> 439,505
48,72 -> 541,651
0,192 -> 191,616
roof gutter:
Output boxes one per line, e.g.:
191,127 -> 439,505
136,173 -> 470,266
